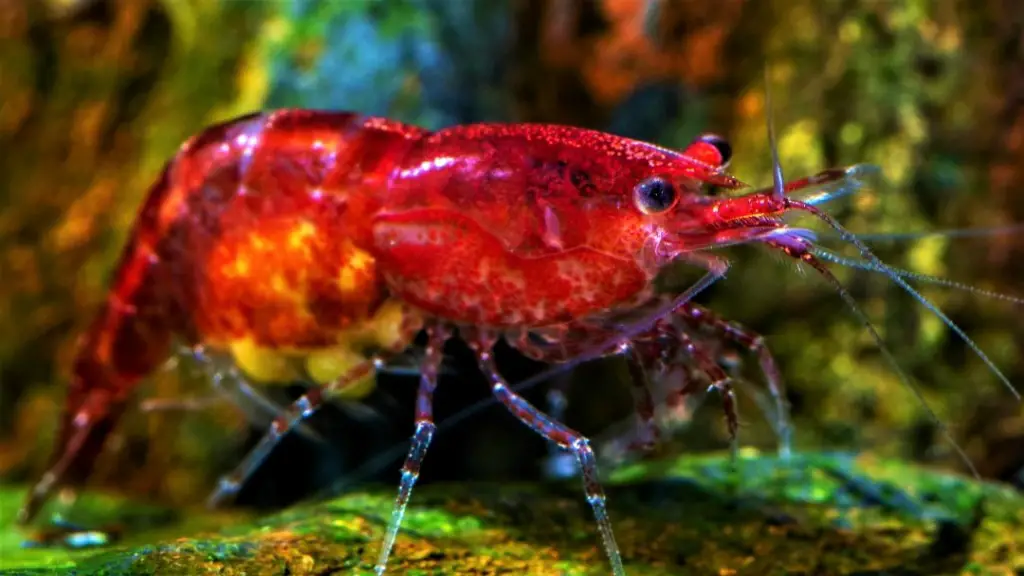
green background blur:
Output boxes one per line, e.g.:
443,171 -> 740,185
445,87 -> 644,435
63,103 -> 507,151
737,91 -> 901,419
1,0 -> 1022,514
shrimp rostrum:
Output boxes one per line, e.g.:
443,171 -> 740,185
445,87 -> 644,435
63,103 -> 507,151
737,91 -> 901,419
18,109 -> 1017,575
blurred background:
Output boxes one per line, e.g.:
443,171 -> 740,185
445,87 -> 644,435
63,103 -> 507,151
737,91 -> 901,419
1,0 -> 1023,516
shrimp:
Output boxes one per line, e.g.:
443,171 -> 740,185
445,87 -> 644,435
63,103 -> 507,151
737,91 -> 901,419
17,108 -> 1017,576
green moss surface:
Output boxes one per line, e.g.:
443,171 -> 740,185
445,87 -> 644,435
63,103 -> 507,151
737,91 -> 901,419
2,451 -> 1021,575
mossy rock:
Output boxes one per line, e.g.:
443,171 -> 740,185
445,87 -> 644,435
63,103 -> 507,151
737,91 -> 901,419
2,451 -> 1021,575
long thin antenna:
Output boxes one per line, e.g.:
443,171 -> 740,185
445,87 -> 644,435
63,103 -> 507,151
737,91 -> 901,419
763,61 -> 794,457
765,66 -> 786,200
794,200 -> 1020,403
812,247 -> 1024,305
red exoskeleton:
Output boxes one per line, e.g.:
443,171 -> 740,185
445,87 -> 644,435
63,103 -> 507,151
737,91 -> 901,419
17,108 -> 1019,575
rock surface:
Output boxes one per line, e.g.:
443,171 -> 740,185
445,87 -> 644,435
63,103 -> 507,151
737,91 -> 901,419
2,451 -> 1021,575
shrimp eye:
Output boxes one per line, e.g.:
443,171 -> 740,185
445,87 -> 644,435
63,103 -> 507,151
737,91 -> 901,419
697,133 -> 732,168
632,176 -> 677,214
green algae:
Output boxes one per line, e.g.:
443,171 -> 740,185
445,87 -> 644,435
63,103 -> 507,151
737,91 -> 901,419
0,482 -> 249,574
2,451 -> 1021,575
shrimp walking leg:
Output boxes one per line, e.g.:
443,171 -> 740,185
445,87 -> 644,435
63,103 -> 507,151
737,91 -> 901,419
622,345 -> 660,451
676,304 -> 791,456
206,307 -> 425,508
206,365 -> 366,507
466,328 -> 625,576
544,346 -> 665,479
540,374 -> 576,479
375,324 -> 451,575
661,324 -> 740,455
514,306 -> 747,457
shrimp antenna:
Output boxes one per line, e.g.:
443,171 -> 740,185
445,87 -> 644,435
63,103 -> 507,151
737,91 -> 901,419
764,63 -> 794,456
778,238 -> 981,478
833,223 -> 1024,243
774,196 -> 1021,479
812,247 -> 1024,306
790,201 -> 1020,405
765,66 -> 786,201
762,63 -> 1016,478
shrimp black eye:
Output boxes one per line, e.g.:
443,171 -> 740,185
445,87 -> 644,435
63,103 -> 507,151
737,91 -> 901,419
697,133 -> 732,168
632,176 -> 677,214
